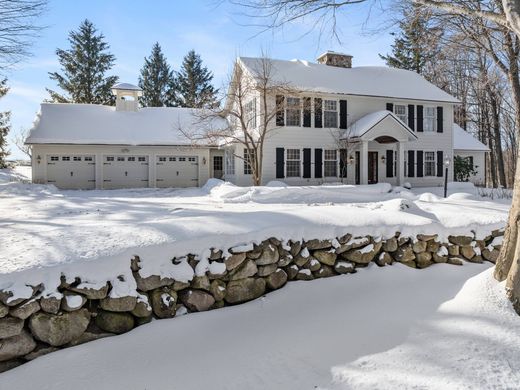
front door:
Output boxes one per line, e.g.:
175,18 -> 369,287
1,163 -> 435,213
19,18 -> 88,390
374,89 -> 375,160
368,151 -> 378,184
213,156 -> 223,179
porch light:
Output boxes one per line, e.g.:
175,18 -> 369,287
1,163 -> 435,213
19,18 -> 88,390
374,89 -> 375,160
36,155 -> 41,164
348,155 -> 355,164
202,157 -> 207,165
381,155 -> 386,164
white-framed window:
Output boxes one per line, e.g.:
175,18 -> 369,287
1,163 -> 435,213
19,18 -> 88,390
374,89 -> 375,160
245,98 -> 257,129
394,104 -> 407,123
286,97 -> 301,126
424,151 -> 436,176
62,156 -> 70,161
50,156 -> 59,161
424,107 -> 436,132
323,100 -> 338,128
244,149 -> 254,175
324,149 -> 338,177
225,149 -> 235,175
159,157 -> 166,162
286,149 -> 301,177
138,157 -> 146,162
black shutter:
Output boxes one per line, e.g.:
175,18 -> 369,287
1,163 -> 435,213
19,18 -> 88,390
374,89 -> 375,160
386,103 -> 394,112
407,150 -> 415,177
417,105 -> 423,132
315,148 -> 323,178
303,148 -> 311,178
339,100 -> 348,129
340,149 -> 348,178
276,95 -> 285,126
386,150 -> 394,178
314,98 -> 322,128
276,148 -> 285,178
437,106 -> 443,133
417,150 -> 424,177
437,151 -> 444,177
408,104 -> 415,131
303,97 -> 311,127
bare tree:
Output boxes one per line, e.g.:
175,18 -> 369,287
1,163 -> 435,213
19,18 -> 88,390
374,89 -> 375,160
183,55 -> 297,186
0,0 -> 47,69
13,127 -> 31,159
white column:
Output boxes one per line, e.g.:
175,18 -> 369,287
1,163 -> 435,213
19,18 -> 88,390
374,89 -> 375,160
397,142 -> 405,186
360,141 -> 368,185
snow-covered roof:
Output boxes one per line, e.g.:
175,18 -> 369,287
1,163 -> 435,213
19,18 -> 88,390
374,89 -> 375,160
26,103 -> 227,146
342,110 -> 418,141
453,124 -> 489,152
238,57 -> 460,103
112,83 -> 141,91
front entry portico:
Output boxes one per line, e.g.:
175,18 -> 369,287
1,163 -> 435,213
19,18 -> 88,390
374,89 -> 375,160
342,110 -> 418,185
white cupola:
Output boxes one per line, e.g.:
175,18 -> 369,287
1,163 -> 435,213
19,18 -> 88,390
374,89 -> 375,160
111,82 -> 142,112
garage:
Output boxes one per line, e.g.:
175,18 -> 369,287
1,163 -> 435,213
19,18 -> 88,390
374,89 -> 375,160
103,155 -> 149,189
46,155 -> 96,189
155,155 -> 199,188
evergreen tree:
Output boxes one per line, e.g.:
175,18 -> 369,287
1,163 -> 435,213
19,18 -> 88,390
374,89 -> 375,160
138,43 -> 176,107
47,19 -> 118,104
380,5 -> 441,80
173,50 -> 218,108
0,79 -> 11,168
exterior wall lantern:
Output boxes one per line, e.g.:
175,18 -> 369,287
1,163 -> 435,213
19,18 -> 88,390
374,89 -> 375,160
36,155 -> 42,164
348,155 -> 355,165
202,157 -> 207,165
444,155 -> 450,198
381,155 -> 386,164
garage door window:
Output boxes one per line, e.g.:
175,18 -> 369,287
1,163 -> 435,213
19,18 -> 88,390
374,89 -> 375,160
107,156 -> 114,162
50,156 -> 59,161
179,157 -> 186,161
62,156 -> 70,161
117,157 -> 125,161
169,157 -> 176,161
73,156 -> 81,161
138,157 -> 146,162
188,157 -> 196,162
159,157 -> 166,162
84,157 -> 93,161
128,157 -> 135,161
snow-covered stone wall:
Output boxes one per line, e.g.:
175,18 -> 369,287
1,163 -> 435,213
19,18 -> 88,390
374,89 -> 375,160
0,230 -> 504,373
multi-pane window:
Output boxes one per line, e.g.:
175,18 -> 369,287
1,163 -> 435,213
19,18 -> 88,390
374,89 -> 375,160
179,157 -> 186,161
244,149 -> 254,175
323,100 -> 338,128
169,157 -> 176,162
138,157 -> 146,162
394,105 -> 407,123
62,156 -> 70,161
286,149 -> 301,177
73,156 -> 81,161
286,97 -> 301,126
117,156 -> 125,161
225,150 -> 235,175
188,157 -> 196,162
159,157 -> 167,162
324,149 -> 337,177
107,156 -> 114,162
50,156 -> 59,161
424,107 -> 436,132
245,98 -> 257,129
425,151 -> 436,176
84,157 -> 93,162
128,157 -> 136,162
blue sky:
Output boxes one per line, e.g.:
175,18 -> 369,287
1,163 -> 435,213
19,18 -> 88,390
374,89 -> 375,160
0,0 -> 395,159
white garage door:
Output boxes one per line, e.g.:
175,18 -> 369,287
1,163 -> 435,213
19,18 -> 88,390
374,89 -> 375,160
47,155 -> 96,189
155,156 -> 199,188
103,155 -> 149,189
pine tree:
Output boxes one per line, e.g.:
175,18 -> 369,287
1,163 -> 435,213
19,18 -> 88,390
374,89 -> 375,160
380,5 -> 441,80
173,50 -> 218,108
47,19 -> 118,104
138,43 -> 176,107
0,79 -> 11,168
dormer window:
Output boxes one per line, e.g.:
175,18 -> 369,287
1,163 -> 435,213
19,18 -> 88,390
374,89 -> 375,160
286,97 -> 301,126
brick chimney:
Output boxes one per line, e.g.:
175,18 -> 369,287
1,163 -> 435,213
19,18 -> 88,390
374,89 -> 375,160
317,51 -> 353,68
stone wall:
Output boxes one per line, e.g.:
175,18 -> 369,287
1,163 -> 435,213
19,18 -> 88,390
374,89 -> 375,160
0,230 -> 504,373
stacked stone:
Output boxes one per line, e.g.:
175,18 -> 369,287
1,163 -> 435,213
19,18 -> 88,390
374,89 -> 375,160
0,229 -> 504,372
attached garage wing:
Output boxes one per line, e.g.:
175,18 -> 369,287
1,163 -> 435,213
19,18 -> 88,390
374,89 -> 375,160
103,155 -> 149,189
46,155 -> 96,189
155,156 -> 199,188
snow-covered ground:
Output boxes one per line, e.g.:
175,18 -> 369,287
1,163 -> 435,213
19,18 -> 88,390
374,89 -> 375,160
0,264 -> 518,390
0,174 -> 509,299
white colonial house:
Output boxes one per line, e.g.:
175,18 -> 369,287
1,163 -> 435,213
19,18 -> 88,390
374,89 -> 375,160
27,53 -> 488,189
